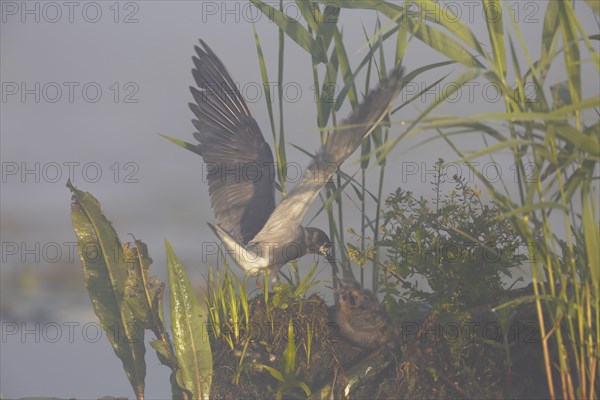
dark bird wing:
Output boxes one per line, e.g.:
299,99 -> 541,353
190,40 -> 276,244
253,66 -> 404,244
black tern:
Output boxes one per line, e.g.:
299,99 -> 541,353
189,40 -> 404,280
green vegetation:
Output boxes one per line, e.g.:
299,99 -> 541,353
68,1 -> 597,399
244,1 -> 598,398
372,158 -> 523,316
68,181 -> 212,400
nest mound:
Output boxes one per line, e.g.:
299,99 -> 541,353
210,292 -> 549,399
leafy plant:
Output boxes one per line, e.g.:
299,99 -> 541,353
258,319 -> 311,400
68,180 -> 212,400
271,262 -> 322,309
377,158 -> 523,314
68,180 -> 147,399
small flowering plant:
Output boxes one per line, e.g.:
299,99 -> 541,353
378,159 -> 523,315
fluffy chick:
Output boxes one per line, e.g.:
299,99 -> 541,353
333,279 -> 396,350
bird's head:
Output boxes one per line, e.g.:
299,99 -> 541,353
336,279 -> 378,313
305,227 -> 337,266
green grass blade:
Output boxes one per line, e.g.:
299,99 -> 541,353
507,37 -> 525,110
295,0 -> 319,34
539,1 -> 560,84
160,134 -> 202,156
250,0 -> 326,63
333,25 -> 397,113
379,68 -> 481,160
318,46 -> 339,128
411,0 -> 481,52
558,2 -> 582,107
277,4 -> 288,186
502,202 -> 568,218
582,191 -> 599,293
252,24 -> 287,193
458,139 -> 533,162
333,28 -> 358,108
483,0 -> 506,79
319,0 -> 481,67
283,318 -> 296,375
319,4 -> 341,50
252,25 -> 276,141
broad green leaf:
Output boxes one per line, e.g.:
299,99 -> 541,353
166,240 -> 212,400
67,180 -> 146,400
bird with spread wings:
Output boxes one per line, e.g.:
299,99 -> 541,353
187,40 -> 404,281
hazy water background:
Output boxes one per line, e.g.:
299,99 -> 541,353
1,1 -> 598,398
